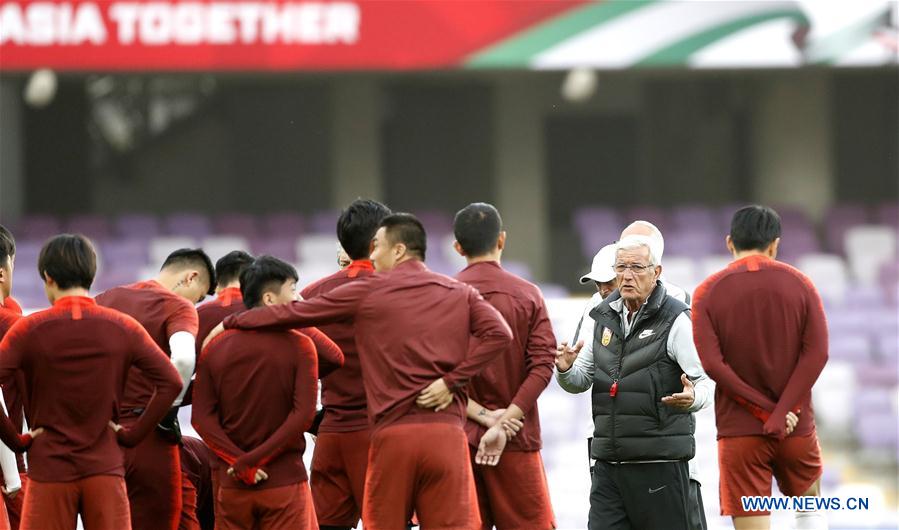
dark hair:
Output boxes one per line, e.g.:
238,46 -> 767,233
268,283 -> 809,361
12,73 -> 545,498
240,256 -> 299,309
0,224 -> 14,268
379,213 -> 427,260
453,202 -> 502,257
38,234 -> 97,290
215,250 -> 254,288
161,249 -> 216,295
338,199 -> 392,260
729,205 -> 782,252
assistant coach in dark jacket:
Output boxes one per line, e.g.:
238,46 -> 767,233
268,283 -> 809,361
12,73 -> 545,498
557,235 -> 713,530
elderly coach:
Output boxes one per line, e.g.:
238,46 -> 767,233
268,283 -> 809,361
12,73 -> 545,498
556,235 -> 713,530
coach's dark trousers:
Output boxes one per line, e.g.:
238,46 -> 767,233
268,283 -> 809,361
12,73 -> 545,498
588,461 -> 692,530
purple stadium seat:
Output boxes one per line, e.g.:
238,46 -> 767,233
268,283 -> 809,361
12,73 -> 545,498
838,284 -> 885,309
773,205 -> 814,229
115,214 -> 161,238
856,411 -> 898,450
670,205 -> 716,232
164,213 -> 212,238
416,211 -> 454,239
824,204 -> 868,254
876,332 -> 898,360
879,261 -> 899,306
213,213 -> 259,239
876,202 -> 898,227
856,388 -> 895,412
261,212 -> 305,237
426,255 -> 457,277
828,335 -> 871,362
780,226 -> 821,256
854,361 -> 899,386
538,283 -> 569,298
98,239 -> 148,269
66,214 -> 113,240
13,290 -> 47,311
661,229 -> 717,257
580,226 -> 622,261
251,237 -> 297,262
15,214 -> 60,241
503,261 -> 533,281
92,267 -> 140,293
624,206 -> 668,234
796,254 -> 849,304
573,207 -> 621,236
308,210 -> 340,235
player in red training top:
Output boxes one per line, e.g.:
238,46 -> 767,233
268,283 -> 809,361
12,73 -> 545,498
187,250 -> 342,530
693,206 -> 829,530
300,199 -> 391,530
96,248 -> 215,530
195,250 -> 255,358
0,225 -> 23,530
452,203 -> 557,530
206,213 -> 513,530
195,250 -> 343,387
193,256 -> 334,530
0,234 -> 182,530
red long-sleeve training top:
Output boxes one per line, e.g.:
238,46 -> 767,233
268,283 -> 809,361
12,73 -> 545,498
224,260 -> 513,431
300,259 -> 375,433
192,329 -> 318,489
0,296 -> 182,482
0,304 -> 25,472
692,255 -> 829,439
456,261 -> 556,452
188,288 -> 343,406
96,280 -> 198,417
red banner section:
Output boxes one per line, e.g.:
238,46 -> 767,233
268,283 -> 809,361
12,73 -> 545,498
0,1 -> 583,71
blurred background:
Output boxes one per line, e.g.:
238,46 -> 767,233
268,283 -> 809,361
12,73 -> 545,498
0,1 -> 897,528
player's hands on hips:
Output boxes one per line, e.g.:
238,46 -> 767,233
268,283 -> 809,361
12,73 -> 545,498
109,420 -> 135,447
228,466 -> 268,485
785,411 -> 799,435
661,374 -> 695,411
203,323 -> 226,350
478,408 -> 524,438
416,378 -> 453,412
476,424 -> 508,466
555,340 -> 584,373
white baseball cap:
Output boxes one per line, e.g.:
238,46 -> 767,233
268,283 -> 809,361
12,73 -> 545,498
580,244 -> 617,284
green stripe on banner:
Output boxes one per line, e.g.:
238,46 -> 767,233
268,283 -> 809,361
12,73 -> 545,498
466,0 -> 656,68
635,9 -> 808,67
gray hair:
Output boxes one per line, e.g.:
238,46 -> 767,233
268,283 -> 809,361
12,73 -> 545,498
615,235 -> 658,267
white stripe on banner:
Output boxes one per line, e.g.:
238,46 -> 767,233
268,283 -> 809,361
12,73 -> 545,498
531,0 -> 797,69
688,18 -> 802,68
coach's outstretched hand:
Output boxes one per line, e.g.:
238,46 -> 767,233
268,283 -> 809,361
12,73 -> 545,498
416,378 -> 453,412
476,424 -> 508,466
661,374 -> 695,411
203,322 -> 226,350
555,340 -> 584,373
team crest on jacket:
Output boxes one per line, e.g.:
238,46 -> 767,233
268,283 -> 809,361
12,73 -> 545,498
601,327 -> 612,346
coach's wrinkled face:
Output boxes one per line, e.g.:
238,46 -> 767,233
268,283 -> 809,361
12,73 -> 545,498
615,246 -> 661,307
